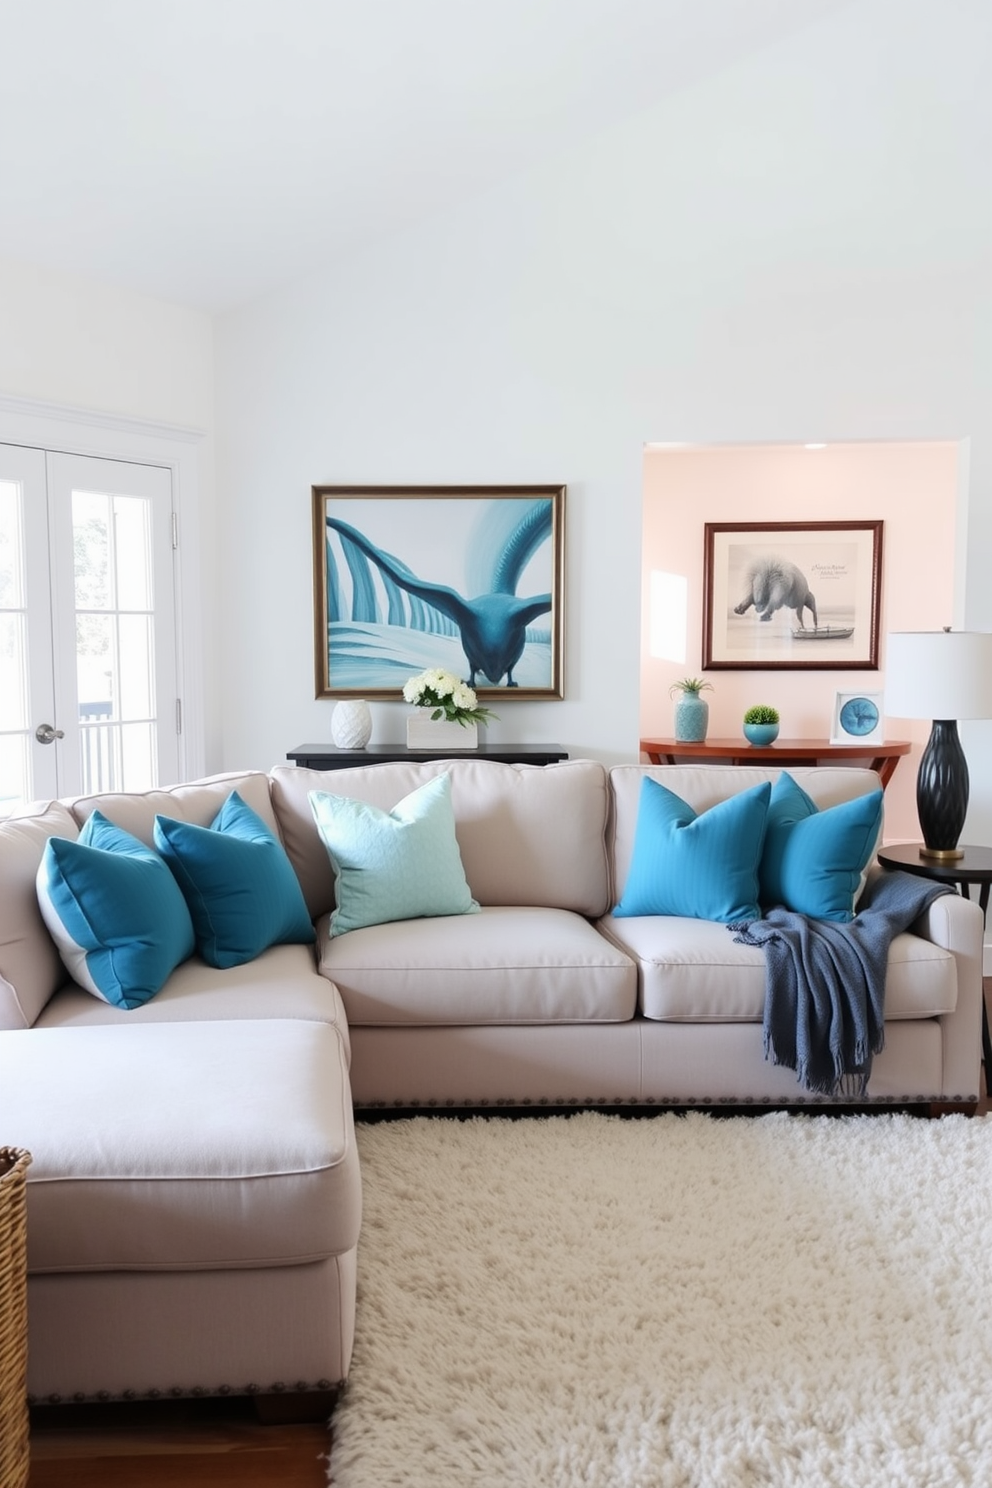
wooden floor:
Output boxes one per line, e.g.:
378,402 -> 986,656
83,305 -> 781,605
27,1396 -> 331,1486
24,988 -> 992,1487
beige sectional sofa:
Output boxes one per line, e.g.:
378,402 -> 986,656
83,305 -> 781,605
0,758 -> 983,1405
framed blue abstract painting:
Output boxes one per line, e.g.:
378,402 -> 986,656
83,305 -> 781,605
312,485 -> 566,700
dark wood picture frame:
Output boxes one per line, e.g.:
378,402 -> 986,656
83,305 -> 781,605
702,520 -> 883,670
313,484 -> 565,700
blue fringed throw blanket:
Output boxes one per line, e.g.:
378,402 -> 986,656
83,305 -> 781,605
730,870 -> 954,1096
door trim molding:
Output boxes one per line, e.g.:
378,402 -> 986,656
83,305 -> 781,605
0,395 -> 206,783
0,392 -> 203,445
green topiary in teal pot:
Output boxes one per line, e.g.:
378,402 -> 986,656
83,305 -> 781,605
742,704 -> 780,746
669,678 -> 713,743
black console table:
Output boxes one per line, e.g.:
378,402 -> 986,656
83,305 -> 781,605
287,743 -> 569,770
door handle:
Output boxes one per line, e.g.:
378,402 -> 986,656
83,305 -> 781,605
35,723 -> 65,745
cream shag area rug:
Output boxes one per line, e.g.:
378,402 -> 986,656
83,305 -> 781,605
329,1111 -> 992,1488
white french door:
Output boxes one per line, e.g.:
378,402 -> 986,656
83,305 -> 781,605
0,446 -> 56,802
0,443 -> 180,808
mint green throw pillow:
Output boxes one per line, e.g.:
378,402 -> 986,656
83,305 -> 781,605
759,772 -> 884,922
153,791 -> 314,968
36,810 -> 195,1008
309,773 -> 479,937
613,778 -> 771,923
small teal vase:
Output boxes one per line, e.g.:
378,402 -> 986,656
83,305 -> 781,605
674,695 -> 709,743
743,722 -> 779,746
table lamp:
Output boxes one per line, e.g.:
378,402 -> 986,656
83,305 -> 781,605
885,628 -> 992,860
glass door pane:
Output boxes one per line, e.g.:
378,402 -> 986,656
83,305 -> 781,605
49,452 -> 179,796
72,489 -> 157,793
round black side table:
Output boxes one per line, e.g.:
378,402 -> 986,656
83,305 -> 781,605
876,843 -> 992,1088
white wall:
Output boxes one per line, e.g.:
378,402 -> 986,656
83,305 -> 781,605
214,0 -> 992,837
0,255 -> 213,428
0,255 -> 220,768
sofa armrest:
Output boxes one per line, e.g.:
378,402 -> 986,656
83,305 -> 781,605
865,861 -> 984,1099
909,885 -> 983,1101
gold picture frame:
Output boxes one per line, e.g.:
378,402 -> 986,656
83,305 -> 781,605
313,484 -> 566,700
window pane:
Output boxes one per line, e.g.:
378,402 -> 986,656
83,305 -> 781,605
118,614 -> 154,719
0,613 -> 27,731
120,721 -> 156,793
0,482 -> 24,608
76,613 -> 115,718
73,489 -> 113,611
79,717 -> 119,796
72,489 -> 159,767
114,496 -> 153,611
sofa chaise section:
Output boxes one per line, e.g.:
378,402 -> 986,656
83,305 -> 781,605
0,770 -> 359,1404
0,1017 -> 360,1401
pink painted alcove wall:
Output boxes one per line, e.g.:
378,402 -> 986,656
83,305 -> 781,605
641,442 -> 960,843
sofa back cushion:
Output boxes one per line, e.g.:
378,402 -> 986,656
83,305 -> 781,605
0,800 -> 79,1029
609,765 -> 885,906
67,770 -> 280,846
270,758 -> 611,919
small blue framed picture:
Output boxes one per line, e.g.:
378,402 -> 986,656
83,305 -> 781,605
830,690 -> 884,745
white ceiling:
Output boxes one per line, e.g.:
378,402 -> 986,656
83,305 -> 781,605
0,0 -> 855,313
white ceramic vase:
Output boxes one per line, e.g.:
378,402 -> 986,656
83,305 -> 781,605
331,699 -> 373,749
406,711 -> 478,750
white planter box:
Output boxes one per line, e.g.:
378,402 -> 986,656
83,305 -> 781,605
406,713 -> 478,750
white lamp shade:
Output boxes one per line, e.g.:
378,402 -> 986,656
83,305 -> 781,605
885,631 -> 992,720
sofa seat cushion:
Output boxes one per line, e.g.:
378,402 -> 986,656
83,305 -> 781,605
317,905 -> 637,1025
597,915 -> 958,1023
32,943 -> 348,1046
0,1019 -> 360,1273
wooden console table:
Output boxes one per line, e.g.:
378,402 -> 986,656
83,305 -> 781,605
639,737 -> 911,790
288,743 -> 569,770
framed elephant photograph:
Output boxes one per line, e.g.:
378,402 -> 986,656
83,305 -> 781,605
312,484 -> 566,700
702,520 -> 883,670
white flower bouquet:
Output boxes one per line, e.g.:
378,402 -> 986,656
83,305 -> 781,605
402,668 -> 498,728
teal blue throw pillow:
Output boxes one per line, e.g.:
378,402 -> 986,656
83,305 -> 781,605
153,791 -> 314,968
309,772 -> 480,937
36,809 -> 195,1009
613,778 -> 771,923
759,772 -> 884,922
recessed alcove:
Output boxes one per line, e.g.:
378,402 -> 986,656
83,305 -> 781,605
641,440 -> 963,843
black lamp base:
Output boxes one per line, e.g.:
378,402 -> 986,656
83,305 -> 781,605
917,719 -> 968,860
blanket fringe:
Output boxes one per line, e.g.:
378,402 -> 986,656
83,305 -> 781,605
764,1034 -> 872,1100
729,920 -> 763,947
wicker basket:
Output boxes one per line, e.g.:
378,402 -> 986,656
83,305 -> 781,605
0,1147 -> 31,1488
